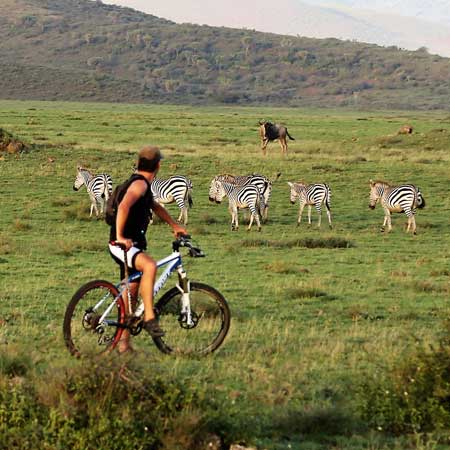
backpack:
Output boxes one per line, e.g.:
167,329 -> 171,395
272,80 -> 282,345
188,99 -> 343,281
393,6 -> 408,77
105,174 -> 150,226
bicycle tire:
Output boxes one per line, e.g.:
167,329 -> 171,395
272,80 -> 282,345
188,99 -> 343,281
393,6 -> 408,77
153,282 -> 231,355
63,280 -> 125,357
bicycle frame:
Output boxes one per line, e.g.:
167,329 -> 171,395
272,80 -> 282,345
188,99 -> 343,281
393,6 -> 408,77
94,249 -> 194,329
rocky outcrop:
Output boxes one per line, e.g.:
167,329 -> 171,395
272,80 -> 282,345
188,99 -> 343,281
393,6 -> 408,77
0,128 -> 27,153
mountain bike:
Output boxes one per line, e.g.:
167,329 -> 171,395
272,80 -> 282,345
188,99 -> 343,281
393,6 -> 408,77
63,235 -> 230,357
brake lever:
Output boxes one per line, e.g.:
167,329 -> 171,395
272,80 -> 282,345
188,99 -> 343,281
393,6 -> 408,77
189,246 -> 205,258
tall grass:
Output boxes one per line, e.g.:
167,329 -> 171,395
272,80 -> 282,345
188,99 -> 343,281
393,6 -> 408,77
1,100 -> 450,448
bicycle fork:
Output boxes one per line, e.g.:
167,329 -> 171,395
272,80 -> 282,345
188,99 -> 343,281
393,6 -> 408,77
176,267 -> 196,328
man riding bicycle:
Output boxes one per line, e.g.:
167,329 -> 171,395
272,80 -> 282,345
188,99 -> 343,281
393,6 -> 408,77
108,146 -> 187,353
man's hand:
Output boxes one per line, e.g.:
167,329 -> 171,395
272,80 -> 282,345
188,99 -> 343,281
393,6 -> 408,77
115,237 -> 134,251
173,224 -> 187,238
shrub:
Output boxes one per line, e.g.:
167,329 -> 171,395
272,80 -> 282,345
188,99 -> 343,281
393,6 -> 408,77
242,237 -> 354,249
0,357 -> 206,450
356,325 -> 450,435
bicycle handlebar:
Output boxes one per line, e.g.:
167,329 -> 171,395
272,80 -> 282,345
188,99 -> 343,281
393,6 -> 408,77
172,234 -> 205,257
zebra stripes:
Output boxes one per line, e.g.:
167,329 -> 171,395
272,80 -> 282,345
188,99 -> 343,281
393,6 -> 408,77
209,179 -> 264,231
150,175 -> 193,225
71,165 -> 427,237
288,182 -> 332,228
369,179 -> 425,234
73,166 -> 112,217
213,173 -> 280,221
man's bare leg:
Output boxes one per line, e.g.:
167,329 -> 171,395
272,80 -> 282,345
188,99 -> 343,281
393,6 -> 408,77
134,252 -> 157,320
117,281 -> 138,353
134,252 -> 164,337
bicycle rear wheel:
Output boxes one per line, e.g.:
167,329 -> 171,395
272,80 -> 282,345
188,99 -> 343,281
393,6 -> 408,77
153,282 -> 230,355
63,280 -> 125,357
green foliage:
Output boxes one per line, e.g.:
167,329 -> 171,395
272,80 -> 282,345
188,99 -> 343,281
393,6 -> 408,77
357,326 -> 450,435
1,0 -> 450,109
0,350 -> 32,377
0,356 -> 204,450
241,237 -> 355,249
2,101 -> 450,449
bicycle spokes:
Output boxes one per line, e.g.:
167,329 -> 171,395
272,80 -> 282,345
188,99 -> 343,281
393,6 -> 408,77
154,282 -> 230,355
64,281 -> 125,357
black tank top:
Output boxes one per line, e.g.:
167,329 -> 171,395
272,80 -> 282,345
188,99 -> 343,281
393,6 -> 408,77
109,174 -> 154,249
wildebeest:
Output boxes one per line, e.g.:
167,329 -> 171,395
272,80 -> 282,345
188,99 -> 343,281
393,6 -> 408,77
258,121 -> 295,156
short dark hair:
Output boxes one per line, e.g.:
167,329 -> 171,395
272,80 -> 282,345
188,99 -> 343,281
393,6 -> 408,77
137,146 -> 162,172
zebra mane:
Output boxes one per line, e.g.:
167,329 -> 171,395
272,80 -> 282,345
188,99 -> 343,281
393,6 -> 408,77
216,174 -> 237,183
78,166 -> 94,176
217,173 -> 235,178
217,180 -> 234,188
371,179 -> 392,187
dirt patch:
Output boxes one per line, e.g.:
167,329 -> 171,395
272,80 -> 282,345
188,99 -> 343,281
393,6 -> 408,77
0,128 -> 27,154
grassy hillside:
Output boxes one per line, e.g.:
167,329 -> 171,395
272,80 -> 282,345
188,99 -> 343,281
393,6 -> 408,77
1,0 -> 450,109
1,100 -> 450,448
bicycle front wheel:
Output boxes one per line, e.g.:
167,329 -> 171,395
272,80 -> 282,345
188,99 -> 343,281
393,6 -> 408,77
63,280 -> 125,357
153,282 -> 230,355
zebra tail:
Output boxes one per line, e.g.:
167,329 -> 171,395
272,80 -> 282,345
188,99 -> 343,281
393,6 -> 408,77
104,185 -> 110,202
258,193 -> 266,218
325,184 -> 331,210
188,191 -> 194,208
286,130 -> 295,141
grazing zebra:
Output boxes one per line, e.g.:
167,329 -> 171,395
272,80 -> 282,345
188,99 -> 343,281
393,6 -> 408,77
213,172 -> 280,221
288,182 -> 332,228
209,180 -> 264,231
73,166 -> 112,217
369,179 -> 425,234
150,175 -> 193,225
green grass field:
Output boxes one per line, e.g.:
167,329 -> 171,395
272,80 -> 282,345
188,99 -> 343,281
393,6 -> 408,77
1,100 -> 450,449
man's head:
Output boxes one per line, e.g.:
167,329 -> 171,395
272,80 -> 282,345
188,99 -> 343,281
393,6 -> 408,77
137,146 -> 163,173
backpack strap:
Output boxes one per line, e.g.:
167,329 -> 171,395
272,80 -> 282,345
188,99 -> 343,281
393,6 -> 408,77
125,174 -> 152,198
128,173 -> 150,189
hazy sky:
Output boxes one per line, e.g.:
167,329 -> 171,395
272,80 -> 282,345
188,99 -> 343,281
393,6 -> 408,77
102,0 -> 450,56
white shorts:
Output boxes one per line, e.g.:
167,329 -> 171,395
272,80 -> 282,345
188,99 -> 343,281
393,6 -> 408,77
108,244 -> 143,274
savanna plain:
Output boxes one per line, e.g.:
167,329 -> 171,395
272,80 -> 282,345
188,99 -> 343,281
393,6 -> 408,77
1,100 -> 450,450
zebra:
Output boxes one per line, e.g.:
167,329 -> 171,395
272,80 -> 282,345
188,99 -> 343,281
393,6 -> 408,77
369,179 -> 425,234
73,166 -> 112,217
288,181 -> 332,228
213,172 -> 280,222
150,175 -> 193,225
208,179 -> 264,231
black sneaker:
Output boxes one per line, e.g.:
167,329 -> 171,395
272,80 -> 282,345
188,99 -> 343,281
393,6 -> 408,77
143,319 -> 165,338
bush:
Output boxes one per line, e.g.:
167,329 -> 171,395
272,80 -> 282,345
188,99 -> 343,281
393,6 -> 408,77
242,237 -> 355,249
0,357 -> 206,450
356,325 -> 450,435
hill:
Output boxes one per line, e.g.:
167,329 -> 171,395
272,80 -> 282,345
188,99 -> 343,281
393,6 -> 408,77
121,0 -> 450,57
1,0 -> 450,109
